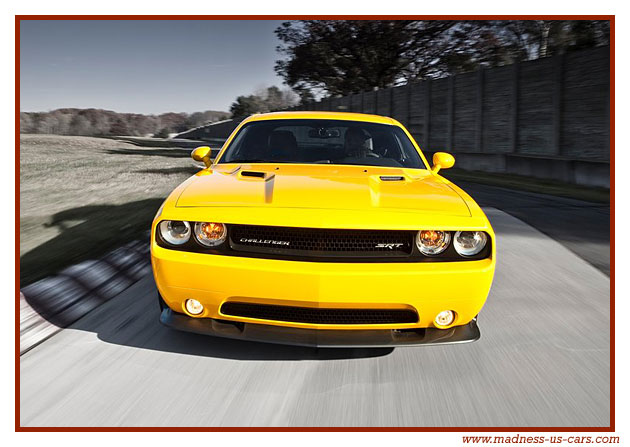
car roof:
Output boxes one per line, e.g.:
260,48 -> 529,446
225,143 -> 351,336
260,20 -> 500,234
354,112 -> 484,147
242,111 -> 398,126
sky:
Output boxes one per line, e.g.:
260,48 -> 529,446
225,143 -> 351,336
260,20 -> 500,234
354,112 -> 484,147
20,20 -> 286,114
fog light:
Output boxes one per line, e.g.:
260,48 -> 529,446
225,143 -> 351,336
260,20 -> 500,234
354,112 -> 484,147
435,310 -> 455,327
185,299 -> 204,315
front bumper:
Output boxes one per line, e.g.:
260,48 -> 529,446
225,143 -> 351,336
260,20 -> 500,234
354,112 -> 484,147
152,244 -> 495,332
160,307 -> 480,347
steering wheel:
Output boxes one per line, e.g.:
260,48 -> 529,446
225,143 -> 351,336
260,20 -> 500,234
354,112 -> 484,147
366,152 -> 381,158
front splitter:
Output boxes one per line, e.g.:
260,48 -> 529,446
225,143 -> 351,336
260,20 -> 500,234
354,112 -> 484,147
160,308 -> 480,348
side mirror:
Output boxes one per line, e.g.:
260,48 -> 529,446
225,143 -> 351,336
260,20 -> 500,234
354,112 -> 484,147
191,146 -> 213,168
431,152 -> 455,174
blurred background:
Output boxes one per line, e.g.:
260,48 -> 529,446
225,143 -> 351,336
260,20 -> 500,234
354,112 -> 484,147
19,19 -> 612,428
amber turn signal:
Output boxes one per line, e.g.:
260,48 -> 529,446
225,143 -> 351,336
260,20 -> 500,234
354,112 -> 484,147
194,222 -> 227,247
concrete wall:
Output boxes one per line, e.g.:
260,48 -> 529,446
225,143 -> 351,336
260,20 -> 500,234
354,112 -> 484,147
292,46 -> 611,188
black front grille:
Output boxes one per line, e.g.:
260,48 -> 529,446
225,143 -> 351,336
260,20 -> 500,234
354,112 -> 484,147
220,302 -> 419,325
229,225 -> 414,258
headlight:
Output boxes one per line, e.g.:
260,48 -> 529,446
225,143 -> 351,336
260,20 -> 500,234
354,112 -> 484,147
158,220 -> 191,245
194,222 -> 227,247
453,231 -> 488,256
416,230 -> 451,255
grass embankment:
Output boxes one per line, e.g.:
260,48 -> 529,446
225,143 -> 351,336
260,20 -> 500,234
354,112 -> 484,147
19,135 -> 202,286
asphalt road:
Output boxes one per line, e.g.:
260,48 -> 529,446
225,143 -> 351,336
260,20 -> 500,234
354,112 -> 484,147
19,208 -> 610,427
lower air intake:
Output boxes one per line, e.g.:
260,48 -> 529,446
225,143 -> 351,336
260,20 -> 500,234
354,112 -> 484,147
220,302 -> 419,325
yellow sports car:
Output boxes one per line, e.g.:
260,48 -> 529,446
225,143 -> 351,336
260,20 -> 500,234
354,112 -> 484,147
151,111 -> 495,347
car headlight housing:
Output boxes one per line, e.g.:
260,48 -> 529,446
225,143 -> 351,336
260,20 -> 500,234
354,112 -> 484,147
416,230 -> 451,255
158,220 -> 191,245
194,222 -> 227,247
453,231 -> 488,256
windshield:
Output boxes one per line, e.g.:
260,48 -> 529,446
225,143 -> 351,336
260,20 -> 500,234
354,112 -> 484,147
217,119 -> 428,169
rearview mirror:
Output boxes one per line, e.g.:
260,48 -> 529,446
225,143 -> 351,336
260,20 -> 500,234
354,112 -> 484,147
431,152 -> 455,174
308,128 -> 341,139
191,146 -> 213,168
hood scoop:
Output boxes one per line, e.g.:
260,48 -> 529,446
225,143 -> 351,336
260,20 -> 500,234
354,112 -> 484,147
240,170 -> 266,179
379,175 -> 405,182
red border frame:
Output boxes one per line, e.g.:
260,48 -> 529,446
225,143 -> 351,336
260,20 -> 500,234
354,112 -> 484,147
15,15 -> 616,432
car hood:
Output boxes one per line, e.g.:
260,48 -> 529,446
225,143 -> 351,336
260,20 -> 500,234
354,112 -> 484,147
175,164 -> 471,217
